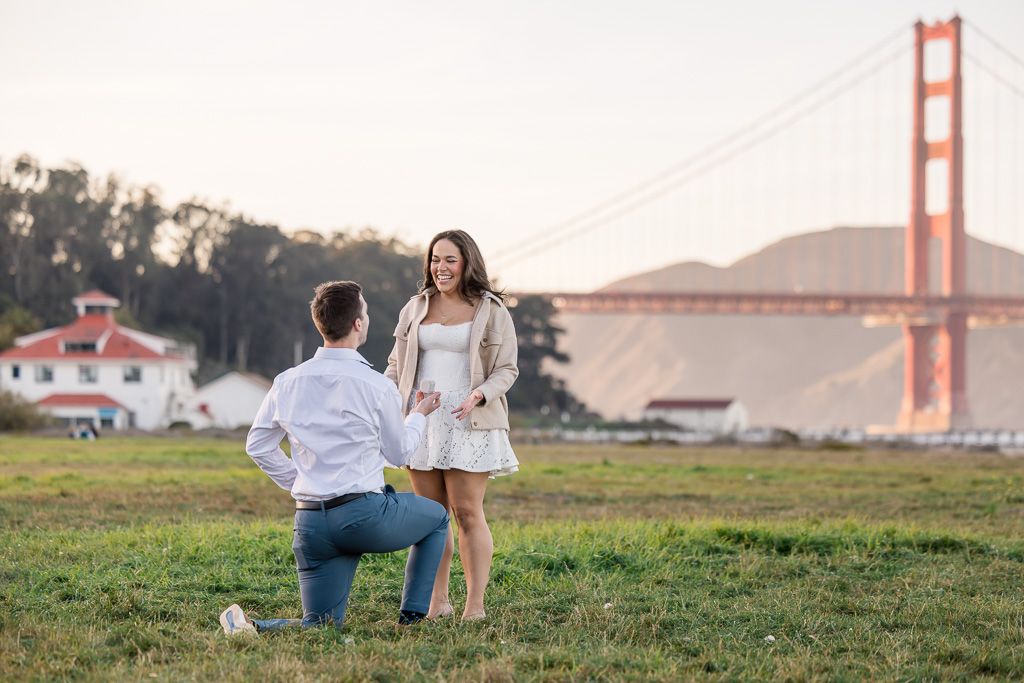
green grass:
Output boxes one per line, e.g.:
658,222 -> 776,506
1,437 -> 1023,681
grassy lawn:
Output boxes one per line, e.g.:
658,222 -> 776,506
1,437 -> 1022,681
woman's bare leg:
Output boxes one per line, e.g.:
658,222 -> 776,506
408,469 -> 455,618
443,469 -> 492,619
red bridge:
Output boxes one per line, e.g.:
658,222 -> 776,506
501,16 -> 1024,432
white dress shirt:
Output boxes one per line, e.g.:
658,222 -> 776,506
245,347 -> 427,501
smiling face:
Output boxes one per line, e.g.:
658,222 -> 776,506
430,239 -> 464,296
421,230 -> 495,303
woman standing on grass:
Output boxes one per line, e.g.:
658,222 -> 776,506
386,230 -> 519,621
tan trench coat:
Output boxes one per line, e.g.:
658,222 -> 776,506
385,290 -> 518,430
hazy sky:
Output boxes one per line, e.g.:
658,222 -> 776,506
3,1 -> 1023,291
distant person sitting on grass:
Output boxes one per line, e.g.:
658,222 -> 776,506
69,422 -> 97,440
219,280 -> 447,636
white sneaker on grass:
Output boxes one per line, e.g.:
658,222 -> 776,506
220,604 -> 257,636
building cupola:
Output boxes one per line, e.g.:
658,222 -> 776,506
71,290 -> 121,319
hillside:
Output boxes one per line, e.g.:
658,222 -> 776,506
550,227 -> 1024,428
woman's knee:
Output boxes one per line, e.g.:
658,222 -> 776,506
450,503 -> 485,530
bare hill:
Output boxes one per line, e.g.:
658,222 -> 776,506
550,227 -> 1024,429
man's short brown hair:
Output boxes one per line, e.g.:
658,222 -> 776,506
310,281 -> 363,342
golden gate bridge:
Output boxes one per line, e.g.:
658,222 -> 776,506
497,16 -> 1024,432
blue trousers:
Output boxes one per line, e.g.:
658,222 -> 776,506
253,485 -> 449,632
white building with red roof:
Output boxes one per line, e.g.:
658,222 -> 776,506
0,290 -> 197,430
643,398 -> 749,434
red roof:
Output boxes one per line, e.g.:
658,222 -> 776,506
74,289 -> 119,302
37,393 -> 126,409
646,399 -> 734,410
0,314 -> 167,361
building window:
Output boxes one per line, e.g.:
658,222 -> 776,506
99,408 -> 116,429
35,366 -> 54,382
124,366 -> 142,383
79,365 -> 98,383
64,342 -> 97,353
11,365 -> 19,379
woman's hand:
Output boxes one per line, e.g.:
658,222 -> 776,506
452,390 -> 485,421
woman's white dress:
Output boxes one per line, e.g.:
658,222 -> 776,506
405,322 -> 519,478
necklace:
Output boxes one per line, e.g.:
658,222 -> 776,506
437,298 -> 468,320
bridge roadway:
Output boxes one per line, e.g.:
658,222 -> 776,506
524,291 -> 1024,324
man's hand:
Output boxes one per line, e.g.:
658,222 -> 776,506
413,390 -> 442,417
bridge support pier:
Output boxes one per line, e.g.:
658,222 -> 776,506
897,313 -> 969,431
896,16 -> 970,432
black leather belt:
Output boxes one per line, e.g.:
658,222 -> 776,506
295,492 -> 368,511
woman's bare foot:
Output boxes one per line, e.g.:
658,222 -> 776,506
462,611 -> 486,621
427,603 -> 454,620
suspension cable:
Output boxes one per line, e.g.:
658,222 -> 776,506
492,22 -> 913,268
963,53 -> 1024,101
496,42 -> 913,265
963,20 -> 1024,71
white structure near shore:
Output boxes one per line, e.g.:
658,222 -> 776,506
0,291 -> 197,430
643,398 -> 749,434
183,371 -> 272,430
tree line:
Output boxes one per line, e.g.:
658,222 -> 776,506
0,154 -> 583,417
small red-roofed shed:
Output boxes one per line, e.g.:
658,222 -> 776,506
643,398 -> 748,433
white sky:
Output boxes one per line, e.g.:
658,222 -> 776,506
3,1 -> 1023,291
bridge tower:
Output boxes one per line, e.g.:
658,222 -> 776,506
897,16 -> 969,431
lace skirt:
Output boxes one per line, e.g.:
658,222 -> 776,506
405,388 -> 519,478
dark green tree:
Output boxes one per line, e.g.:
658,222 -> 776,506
93,178 -> 165,318
25,163 -> 99,324
0,295 -> 42,350
505,295 -> 584,417
209,217 -> 289,372
0,155 -> 45,306
150,201 -> 231,370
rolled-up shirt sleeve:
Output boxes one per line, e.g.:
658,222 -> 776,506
245,388 -> 298,491
379,383 -> 427,467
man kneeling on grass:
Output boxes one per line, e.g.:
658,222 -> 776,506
220,280 -> 448,635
